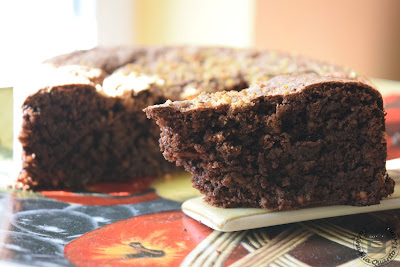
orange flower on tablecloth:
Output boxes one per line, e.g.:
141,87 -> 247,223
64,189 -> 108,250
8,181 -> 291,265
39,190 -> 158,206
64,210 -> 212,266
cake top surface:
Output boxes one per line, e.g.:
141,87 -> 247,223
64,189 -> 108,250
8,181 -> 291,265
144,74 -> 378,114
40,46 -> 359,101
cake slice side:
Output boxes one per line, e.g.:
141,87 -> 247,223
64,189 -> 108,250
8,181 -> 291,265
145,75 -> 394,210
17,82 -> 175,190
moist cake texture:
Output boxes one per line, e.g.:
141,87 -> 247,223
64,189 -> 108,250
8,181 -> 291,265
18,83 -> 169,189
145,75 -> 394,210
17,46 -> 391,193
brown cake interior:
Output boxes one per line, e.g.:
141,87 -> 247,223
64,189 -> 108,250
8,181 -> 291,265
18,84 -> 171,189
145,76 -> 394,210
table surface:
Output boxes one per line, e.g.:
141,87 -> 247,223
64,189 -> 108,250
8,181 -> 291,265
0,79 -> 399,267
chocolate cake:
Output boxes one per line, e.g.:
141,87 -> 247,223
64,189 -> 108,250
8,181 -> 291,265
16,45 -> 393,195
145,75 -> 394,210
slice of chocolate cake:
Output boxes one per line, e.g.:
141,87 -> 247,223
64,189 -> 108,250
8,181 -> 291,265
145,74 -> 394,210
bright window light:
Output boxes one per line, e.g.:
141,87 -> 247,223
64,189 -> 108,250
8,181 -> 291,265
0,0 -> 97,87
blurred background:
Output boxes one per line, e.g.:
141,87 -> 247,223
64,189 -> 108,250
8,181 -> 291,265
1,0 -> 400,85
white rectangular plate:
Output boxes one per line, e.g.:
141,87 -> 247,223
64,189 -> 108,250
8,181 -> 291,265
182,162 -> 400,232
